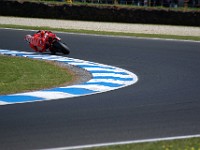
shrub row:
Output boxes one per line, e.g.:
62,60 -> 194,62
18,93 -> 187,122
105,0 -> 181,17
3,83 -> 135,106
0,0 -> 200,26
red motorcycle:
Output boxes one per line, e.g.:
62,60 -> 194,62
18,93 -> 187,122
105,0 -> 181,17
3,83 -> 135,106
25,30 -> 70,55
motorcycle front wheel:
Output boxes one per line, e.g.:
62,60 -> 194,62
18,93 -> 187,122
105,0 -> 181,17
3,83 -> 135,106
52,41 -> 70,55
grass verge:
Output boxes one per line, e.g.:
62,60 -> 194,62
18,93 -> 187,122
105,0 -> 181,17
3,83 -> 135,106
0,55 -> 73,95
86,137 -> 200,150
0,24 -> 200,41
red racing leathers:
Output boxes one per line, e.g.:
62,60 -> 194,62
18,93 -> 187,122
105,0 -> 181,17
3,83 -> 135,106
25,30 -> 51,52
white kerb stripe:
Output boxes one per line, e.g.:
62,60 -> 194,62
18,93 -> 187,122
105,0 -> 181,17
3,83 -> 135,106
41,134 -> 200,150
83,68 -> 116,71
19,91 -> 75,99
92,73 -> 131,78
63,84 -> 113,92
88,79 -> 134,84
0,101 -> 9,105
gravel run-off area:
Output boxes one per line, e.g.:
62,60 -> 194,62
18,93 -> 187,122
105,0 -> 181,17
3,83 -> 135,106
0,16 -> 200,36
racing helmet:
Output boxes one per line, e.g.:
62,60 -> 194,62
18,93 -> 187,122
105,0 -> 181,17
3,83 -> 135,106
40,30 -> 45,37
48,33 -> 56,38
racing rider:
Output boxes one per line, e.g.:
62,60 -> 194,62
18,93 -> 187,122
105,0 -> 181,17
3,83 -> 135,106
25,30 -> 52,52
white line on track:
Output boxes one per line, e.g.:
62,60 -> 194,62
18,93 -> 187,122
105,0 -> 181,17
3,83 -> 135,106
1,27 -> 200,43
41,134 -> 200,150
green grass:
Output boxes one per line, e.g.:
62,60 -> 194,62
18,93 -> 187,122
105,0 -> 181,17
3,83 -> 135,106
1,24 -> 200,41
0,55 -> 73,95
86,137 -> 200,150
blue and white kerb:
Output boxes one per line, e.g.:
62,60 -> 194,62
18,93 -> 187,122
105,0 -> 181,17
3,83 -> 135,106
0,49 -> 138,105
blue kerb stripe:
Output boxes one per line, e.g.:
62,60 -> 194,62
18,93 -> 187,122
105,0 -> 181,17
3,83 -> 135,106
77,65 -> 114,70
90,70 -> 128,75
16,53 -> 34,57
1,51 -> 17,54
93,76 -> 133,81
83,82 -> 123,87
44,88 -> 96,95
0,95 -> 45,103
22,55 -> 39,58
4,53 -> 16,56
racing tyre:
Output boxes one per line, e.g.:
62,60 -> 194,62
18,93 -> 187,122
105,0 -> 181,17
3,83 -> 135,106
53,41 -> 70,55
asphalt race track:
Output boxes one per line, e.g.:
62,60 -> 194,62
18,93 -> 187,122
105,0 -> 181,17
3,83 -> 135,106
0,29 -> 200,150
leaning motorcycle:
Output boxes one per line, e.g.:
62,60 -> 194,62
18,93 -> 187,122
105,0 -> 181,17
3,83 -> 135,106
25,31 -> 70,55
